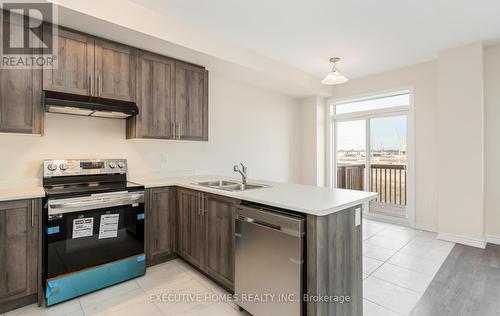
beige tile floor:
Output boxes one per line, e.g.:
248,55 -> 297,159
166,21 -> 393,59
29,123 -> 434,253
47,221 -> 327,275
362,219 -> 454,315
3,219 -> 453,316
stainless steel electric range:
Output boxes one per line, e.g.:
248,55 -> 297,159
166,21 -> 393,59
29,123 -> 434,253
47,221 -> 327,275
42,159 -> 145,306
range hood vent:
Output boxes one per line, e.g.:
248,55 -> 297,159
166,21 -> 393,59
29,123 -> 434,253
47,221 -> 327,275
43,91 -> 138,119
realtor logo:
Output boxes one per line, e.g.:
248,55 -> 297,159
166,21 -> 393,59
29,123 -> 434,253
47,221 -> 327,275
0,1 -> 58,69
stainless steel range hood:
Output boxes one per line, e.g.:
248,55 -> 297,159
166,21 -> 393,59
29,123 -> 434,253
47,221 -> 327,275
43,91 -> 139,119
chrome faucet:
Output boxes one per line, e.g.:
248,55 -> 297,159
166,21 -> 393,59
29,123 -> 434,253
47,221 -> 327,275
233,163 -> 248,185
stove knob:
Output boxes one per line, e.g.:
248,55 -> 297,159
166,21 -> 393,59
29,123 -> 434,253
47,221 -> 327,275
59,163 -> 68,171
117,161 -> 125,169
109,162 -> 117,169
47,163 -> 58,171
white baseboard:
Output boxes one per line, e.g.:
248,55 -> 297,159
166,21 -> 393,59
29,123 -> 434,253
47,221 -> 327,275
362,212 -> 409,226
486,235 -> 500,245
438,232 -> 486,249
415,223 -> 438,233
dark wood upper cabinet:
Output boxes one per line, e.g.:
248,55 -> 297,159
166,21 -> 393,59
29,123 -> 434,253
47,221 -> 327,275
2,16 -> 208,138
128,58 -> 209,141
0,199 -> 41,314
43,28 -> 136,102
0,66 -> 42,135
42,27 -> 95,96
0,19 -> 43,135
175,62 -> 209,141
126,52 -> 175,139
204,194 -> 236,291
145,187 -> 175,267
177,188 -> 205,269
94,39 -> 136,102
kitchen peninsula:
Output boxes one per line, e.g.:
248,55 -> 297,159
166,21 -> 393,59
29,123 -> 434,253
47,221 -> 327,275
133,175 -> 377,315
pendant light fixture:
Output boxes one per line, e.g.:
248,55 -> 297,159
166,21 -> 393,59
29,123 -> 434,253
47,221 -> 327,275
321,57 -> 348,85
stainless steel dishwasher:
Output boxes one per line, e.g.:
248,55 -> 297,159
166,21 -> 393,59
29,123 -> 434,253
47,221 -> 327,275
234,204 -> 305,316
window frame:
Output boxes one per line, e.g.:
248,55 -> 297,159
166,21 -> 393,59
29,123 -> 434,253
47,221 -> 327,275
331,89 -> 411,120
325,86 -> 415,228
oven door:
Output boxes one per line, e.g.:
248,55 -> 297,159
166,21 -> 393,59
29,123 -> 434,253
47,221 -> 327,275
44,191 -> 145,279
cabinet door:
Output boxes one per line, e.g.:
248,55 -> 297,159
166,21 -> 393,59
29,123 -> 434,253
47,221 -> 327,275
43,27 -> 94,96
175,62 -> 208,141
95,39 -> 136,102
0,19 -> 42,134
0,200 -> 40,312
145,187 -> 175,266
204,194 -> 236,290
177,188 -> 205,268
127,52 -> 175,139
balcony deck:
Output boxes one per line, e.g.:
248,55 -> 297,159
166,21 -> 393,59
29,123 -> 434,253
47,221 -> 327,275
337,163 -> 407,218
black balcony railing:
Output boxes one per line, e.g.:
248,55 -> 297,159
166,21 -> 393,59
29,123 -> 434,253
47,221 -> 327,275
337,164 -> 407,206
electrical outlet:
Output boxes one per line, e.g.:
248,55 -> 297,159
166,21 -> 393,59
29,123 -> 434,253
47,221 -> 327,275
160,153 -> 169,165
355,208 -> 361,226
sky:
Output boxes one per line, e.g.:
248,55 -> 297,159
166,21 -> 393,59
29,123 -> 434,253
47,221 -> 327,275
335,93 -> 408,151
336,115 -> 407,151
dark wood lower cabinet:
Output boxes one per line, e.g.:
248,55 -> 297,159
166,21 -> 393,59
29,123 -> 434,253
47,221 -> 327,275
0,199 -> 41,314
175,188 -> 237,290
145,187 -> 176,266
177,188 -> 206,269
204,194 -> 235,290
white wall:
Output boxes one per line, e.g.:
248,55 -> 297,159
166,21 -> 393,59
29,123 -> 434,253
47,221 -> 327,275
329,62 -> 439,231
484,44 -> 500,242
323,43 -> 496,247
436,43 -> 485,246
0,74 -> 300,187
298,97 -> 326,186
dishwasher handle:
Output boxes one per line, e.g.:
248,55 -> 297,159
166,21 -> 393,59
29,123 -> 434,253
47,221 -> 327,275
234,206 -> 304,238
236,215 -> 282,231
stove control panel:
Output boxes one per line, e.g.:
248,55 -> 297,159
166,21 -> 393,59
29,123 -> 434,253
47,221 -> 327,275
43,159 -> 128,178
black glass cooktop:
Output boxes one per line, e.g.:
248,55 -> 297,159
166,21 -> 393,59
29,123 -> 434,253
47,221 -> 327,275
44,181 -> 144,198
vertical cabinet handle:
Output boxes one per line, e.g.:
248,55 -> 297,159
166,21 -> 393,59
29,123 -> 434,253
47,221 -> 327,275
31,201 -> 34,228
97,76 -> 102,97
89,75 -> 94,95
198,193 -> 206,216
198,193 -> 202,216
171,122 -> 175,139
202,194 -> 205,216
203,195 -> 208,216
170,122 -> 181,139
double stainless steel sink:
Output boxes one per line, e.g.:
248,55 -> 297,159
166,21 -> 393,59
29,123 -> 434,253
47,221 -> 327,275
193,180 -> 269,192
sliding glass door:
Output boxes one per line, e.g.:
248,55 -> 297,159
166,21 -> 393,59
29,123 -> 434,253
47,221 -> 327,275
335,120 -> 367,191
331,91 -> 411,222
369,115 -> 407,219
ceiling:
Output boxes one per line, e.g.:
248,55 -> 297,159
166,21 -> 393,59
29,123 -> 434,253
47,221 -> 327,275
129,0 -> 500,79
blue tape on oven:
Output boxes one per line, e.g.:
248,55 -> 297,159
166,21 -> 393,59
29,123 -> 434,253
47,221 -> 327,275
137,213 -> 144,220
45,254 -> 146,306
137,254 -> 146,262
47,226 -> 60,235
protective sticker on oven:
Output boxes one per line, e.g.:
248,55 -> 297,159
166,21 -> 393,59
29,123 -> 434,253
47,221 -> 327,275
72,218 -> 94,239
98,214 -> 120,239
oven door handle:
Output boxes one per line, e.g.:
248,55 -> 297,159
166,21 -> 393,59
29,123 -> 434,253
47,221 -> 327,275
100,194 -> 144,204
50,199 -> 105,208
48,193 -> 144,215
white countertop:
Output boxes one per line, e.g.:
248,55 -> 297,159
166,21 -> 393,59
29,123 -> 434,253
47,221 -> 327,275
131,175 -> 378,216
0,186 -> 46,202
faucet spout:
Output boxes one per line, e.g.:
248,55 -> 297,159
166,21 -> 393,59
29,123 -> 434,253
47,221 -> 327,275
233,163 -> 248,185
